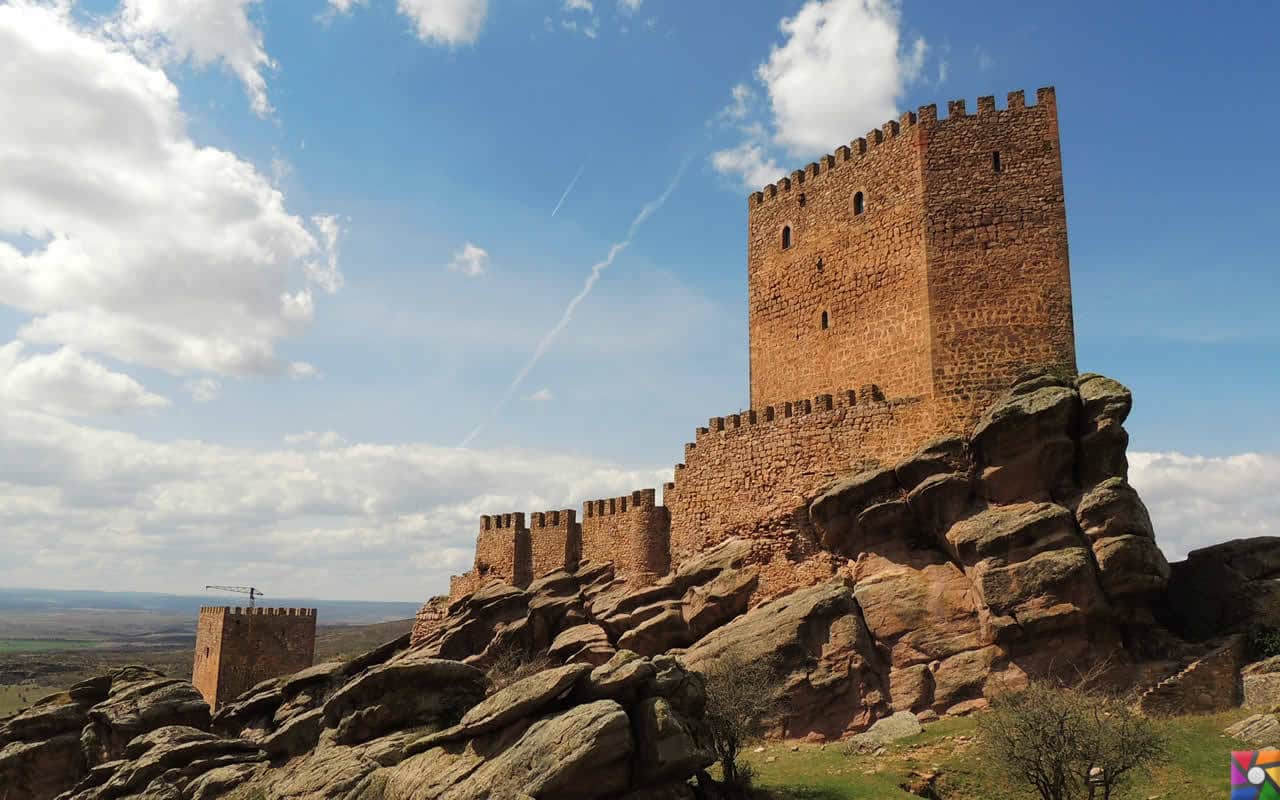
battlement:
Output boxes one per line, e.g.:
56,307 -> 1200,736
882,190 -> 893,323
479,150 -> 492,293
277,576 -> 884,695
582,489 -> 658,518
748,87 -> 1058,208
530,509 -> 576,528
193,604 -> 316,710
198,606 -> 316,617
480,512 -> 526,531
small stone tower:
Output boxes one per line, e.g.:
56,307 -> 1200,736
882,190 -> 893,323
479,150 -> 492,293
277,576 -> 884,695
747,87 -> 1076,438
192,606 -> 317,710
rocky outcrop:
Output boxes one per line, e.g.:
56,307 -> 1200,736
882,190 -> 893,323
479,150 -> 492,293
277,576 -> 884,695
1163,537 -> 1280,640
2,632 -> 713,800
0,668 -> 210,800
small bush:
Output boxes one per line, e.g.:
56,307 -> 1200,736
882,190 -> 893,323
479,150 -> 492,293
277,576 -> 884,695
979,677 -> 1167,800
1248,625 -> 1280,660
482,643 -> 552,694
700,653 -> 780,792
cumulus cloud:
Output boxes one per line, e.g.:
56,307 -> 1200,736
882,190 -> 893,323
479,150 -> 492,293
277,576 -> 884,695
711,0 -> 928,188
447,242 -> 489,277
113,0 -> 276,117
396,0 -> 488,45
529,388 -> 553,402
183,377 -> 220,403
0,3 -> 340,383
618,0 -> 643,12
1130,451 -> 1280,562
709,137 -> 786,190
0,409 -> 671,600
0,342 -> 169,417
564,0 -> 593,10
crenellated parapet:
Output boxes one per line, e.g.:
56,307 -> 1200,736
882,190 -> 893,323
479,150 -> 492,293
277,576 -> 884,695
529,508 -> 581,580
581,488 -> 669,587
199,606 -> 316,617
748,88 -> 1057,208
193,605 -> 316,710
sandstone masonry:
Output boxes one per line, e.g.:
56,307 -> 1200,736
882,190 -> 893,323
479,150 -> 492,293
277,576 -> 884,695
447,87 -> 1077,601
192,606 -> 317,710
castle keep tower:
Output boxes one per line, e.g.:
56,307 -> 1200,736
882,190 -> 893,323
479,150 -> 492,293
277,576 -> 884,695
747,88 -> 1075,435
192,606 -> 317,710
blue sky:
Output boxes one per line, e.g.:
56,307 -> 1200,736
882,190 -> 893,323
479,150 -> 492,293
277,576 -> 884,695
0,0 -> 1276,601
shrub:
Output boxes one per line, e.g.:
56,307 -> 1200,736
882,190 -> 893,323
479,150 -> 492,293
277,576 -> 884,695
1248,625 -> 1280,660
699,653 -> 780,791
979,678 -> 1167,800
482,642 -> 553,694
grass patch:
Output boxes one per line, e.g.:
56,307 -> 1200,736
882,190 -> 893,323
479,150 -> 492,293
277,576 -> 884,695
0,684 -> 62,716
742,711 -> 1256,799
0,639 -> 98,652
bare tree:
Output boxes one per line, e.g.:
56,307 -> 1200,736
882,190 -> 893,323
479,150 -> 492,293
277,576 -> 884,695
699,652 -> 780,790
979,676 -> 1167,800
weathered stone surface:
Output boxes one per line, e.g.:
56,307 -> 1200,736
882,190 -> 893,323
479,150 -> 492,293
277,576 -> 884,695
681,565 -> 758,639
633,696 -> 714,784
83,675 -> 210,766
579,650 -> 657,704
548,624 -> 613,665
414,663 -> 591,750
321,657 -> 484,745
384,700 -> 635,800
261,707 -> 324,758
1075,478 -> 1154,541
888,665 -> 935,713
846,710 -> 921,751
1093,534 -> 1171,598
811,467 -> 903,554
1165,538 -> 1280,640
0,732 -> 84,800
1077,373 -> 1132,485
682,580 -> 887,738
617,604 -> 694,657
972,384 -> 1078,503
1226,714 -> 1280,746
945,502 -> 1079,566
1244,656 -> 1280,711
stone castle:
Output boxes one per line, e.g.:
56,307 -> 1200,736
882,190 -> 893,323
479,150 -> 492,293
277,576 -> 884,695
449,86 -> 1075,601
193,605 -> 317,710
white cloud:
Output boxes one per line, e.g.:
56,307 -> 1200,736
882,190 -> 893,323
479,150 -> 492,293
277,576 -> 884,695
447,242 -> 489,277
618,0 -> 643,12
0,3 -> 339,381
326,0 -> 369,13
396,0 -> 488,45
711,0 -> 928,187
529,388 -> 553,402
560,17 -> 600,38
283,430 -> 348,448
1129,451 -> 1280,562
564,0 -> 593,11
710,139 -> 786,190
183,377 -> 220,403
0,408 -> 672,600
0,341 -> 169,417
113,0 -> 276,117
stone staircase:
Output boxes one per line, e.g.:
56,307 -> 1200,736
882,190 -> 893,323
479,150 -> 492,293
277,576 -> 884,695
1137,635 -> 1245,716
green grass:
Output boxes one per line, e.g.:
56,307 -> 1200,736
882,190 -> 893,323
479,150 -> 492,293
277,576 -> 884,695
0,638 -> 98,652
742,710 -> 1257,799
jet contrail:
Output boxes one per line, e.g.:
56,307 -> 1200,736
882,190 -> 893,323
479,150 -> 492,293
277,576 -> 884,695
551,164 -> 586,217
460,158 -> 691,448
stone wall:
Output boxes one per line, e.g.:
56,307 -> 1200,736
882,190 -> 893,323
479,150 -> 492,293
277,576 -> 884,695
745,87 -> 1076,441
192,606 -> 317,710
580,489 -> 670,587
920,89 -> 1077,429
1137,636 -> 1246,716
529,509 -> 580,580
664,387 -> 933,567
747,109 -> 933,411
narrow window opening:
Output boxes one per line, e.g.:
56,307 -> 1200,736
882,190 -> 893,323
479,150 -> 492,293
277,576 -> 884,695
798,192 -> 806,207
992,151 -> 1002,173
205,647 -> 211,658
853,191 -> 865,215
781,226 -> 792,250
820,311 -> 829,330
816,257 -> 824,273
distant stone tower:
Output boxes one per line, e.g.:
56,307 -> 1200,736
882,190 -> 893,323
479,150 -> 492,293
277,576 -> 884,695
747,87 -> 1076,437
192,606 -> 317,710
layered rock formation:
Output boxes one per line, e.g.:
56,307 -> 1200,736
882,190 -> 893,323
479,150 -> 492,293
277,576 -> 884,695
2,635 -> 713,800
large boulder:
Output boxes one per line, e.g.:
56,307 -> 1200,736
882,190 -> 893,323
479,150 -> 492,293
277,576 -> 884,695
681,579 -> 888,738
320,656 -> 485,745
971,379 -> 1079,503
82,672 -> 211,766
1164,538 -> 1280,640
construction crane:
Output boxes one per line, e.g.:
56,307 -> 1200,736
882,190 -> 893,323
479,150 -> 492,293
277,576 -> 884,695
205,585 -> 264,608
